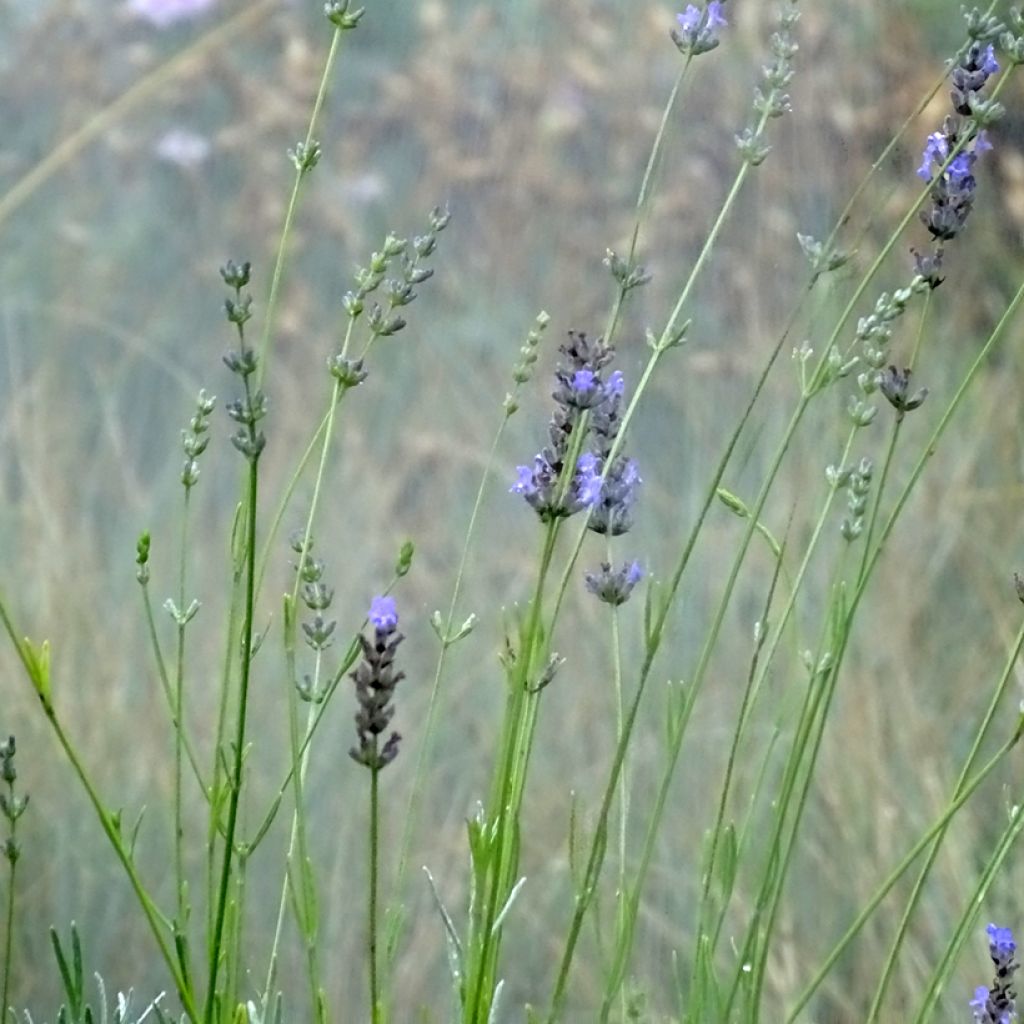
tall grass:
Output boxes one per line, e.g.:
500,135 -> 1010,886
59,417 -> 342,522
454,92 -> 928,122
3,1 -> 1024,1022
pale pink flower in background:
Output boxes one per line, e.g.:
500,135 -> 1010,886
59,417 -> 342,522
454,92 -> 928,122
128,0 -> 219,28
154,128 -> 212,169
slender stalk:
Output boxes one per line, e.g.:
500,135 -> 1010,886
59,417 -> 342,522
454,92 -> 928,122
857,291 -> 932,587
867,613 -> 1024,1022
609,563 -> 628,1024
465,523 -> 560,1024
205,332 -> 262,1023
604,61 -> 692,345
174,489 -> 192,942
785,730 -> 1021,1022
0,784 -> 18,1022
0,857 -> 12,1024
256,28 -> 344,385
779,274 -> 1024,1021
0,595 -> 200,1020
368,761 -> 382,1024
910,791 -> 1024,1024
389,407 -> 512,962
139,579 -> 207,796
207,535 -> 244,928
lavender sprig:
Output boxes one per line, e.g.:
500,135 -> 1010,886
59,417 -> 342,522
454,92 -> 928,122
971,924 -> 1019,1023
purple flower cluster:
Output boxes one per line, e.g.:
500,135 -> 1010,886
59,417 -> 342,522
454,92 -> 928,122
512,331 -> 645,605
916,41 -> 999,245
971,923 -> 1018,1024
917,123 -> 992,241
951,42 -> 1001,116
512,331 -> 639,526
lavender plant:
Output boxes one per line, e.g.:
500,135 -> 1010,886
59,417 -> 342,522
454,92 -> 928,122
4,1 -> 1024,1022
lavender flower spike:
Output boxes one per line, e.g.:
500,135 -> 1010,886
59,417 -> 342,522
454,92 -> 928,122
970,923 -> 1019,1024
350,596 -> 405,770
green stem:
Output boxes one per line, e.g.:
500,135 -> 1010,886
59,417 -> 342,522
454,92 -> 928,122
1,811 -> 17,1021
868,613 -> 1024,1022
466,524 -> 559,1024
369,762 -> 381,1024
175,489 -> 192,941
785,730 -> 1021,1022
0,596 -> 199,1021
205,451 -> 260,1024
857,291 -> 931,587
256,26 -> 345,386
208,534 -> 244,929
140,580 -> 208,798
780,274 -> 1024,1020
389,411 -> 510,959
604,61 -> 691,345
910,786 -> 1024,1024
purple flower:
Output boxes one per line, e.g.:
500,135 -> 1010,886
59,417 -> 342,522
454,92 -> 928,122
989,924 -> 1017,965
128,0 -> 218,28
982,44 -> 1000,77
351,597 -> 405,770
917,121 -> 992,241
673,2 -> 727,55
369,595 -> 398,633
568,368 -> 603,409
588,456 -> 642,536
574,452 -> 604,508
513,331 -> 616,523
951,41 -> 1000,116
511,451 -> 603,520
917,132 -> 949,181
971,924 -> 1019,1024
585,560 -> 643,606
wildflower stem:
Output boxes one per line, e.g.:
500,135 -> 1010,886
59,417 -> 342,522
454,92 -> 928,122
0,599 -> 200,1023
369,758 -> 382,1024
468,523 -> 559,1024
857,291 -> 932,587
174,488 -> 192,943
390,412 -> 510,963
546,278 -> 808,1018
782,274 -> 1024,1020
911,793 -> 1024,1024
139,579 -> 208,797
868,612 -> 1024,1022
0,770 -> 18,1022
256,25 -> 345,386
205,452 -> 261,1023
0,860 -> 12,1023
605,61 -> 692,344
609,549 -> 629,1024
785,731 -> 1021,1022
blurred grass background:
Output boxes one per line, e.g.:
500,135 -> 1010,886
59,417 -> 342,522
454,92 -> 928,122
4,0 -> 1024,1019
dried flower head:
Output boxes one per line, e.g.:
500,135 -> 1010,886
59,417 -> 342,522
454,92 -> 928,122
878,366 -> 928,418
